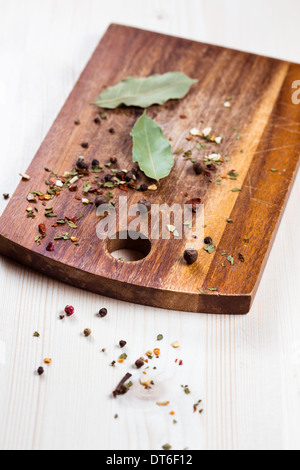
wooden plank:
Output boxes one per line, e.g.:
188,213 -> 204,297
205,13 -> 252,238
0,24 -> 299,314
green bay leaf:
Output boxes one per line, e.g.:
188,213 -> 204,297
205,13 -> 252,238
130,111 -> 174,181
94,72 -> 197,109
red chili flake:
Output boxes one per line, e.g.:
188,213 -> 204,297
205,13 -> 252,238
180,114 -> 187,119
65,305 -> 74,317
186,136 -> 193,141
175,359 -> 178,363
179,360 -> 183,366
119,185 -> 128,191
46,242 -> 54,252
75,196 -> 81,200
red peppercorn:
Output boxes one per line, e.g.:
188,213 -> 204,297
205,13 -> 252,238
65,305 -> 74,317
46,242 -> 55,252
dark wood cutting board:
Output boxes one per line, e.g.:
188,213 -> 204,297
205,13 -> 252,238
0,24 -> 299,314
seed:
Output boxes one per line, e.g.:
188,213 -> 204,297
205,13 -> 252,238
94,117 -> 101,124
84,328 -> 92,337
204,236 -> 213,245
74,119 -> 80,125
95,195 -> 107,207
99,308 -> 107,318
110,157 -> 117,164
138,199 -> 151,213
92,159 -> 99,167
184,249 -> 198,265
46,242 -> 55,252
44,358 -> 52,364
37,367 -> 44,376
3,193 -> 9,200
125,171 -> 134,182
65,305 -> 74,317
193,161 -> 205,175
81,142 -> 89,149
108,128 -> 115,134
153,348 -> 160,356
140,183 -> 148,192
119,340 -> 127,348
171,341 -> 180,349
135,358 -> 144,369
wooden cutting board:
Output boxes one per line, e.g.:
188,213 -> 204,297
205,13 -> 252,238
0,24 -> 299,314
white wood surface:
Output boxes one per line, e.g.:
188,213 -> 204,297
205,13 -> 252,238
0,0 -> 300,451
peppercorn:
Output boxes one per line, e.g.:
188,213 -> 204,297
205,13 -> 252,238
204,236 -> 213,245
135,358 -> 144,369
65,305 -> 74,317
3,194 -> 9,200
238,253 -> 245,262
95,195 -> 107,207
37,367 -> 44,376
46,242 -> 55,252
116,171 -> 124,180
193,161 -> 205,175
138,199 -> 151,213
119,340 -> 127,348
69,183 -> 78,192
125,171 -> 134,182
99,308 -> 107,318
104,174 -> 113,182
108,128 -> 115,134
74,119 -> 80,125
84,328 -> 92,337
81,142 -> 89,149
94,117 -> 101,124
92,159 -> 100,167
140,183 -> 148,192
76,159 -> 89,170
110,157 -> 117,164
184,249 -> 198,265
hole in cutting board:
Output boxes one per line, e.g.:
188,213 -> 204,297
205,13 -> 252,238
106,231 -> 151,262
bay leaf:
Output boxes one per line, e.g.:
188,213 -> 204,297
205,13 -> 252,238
130,111 -> 174,181
94,72 -> 197,109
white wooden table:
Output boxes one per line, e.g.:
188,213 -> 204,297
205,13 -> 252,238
0,0 -> 300,451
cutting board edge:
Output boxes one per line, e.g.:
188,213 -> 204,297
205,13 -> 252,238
0,234 -> 252,315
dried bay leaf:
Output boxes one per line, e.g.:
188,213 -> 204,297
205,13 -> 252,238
94,72 -> 197,109
130,111 -> 174,181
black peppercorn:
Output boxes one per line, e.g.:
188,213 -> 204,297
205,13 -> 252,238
81,142 -> 89,149
104,174 -> 113,182
110,157 -> 117,164
37,367 -> 44,376
92,159 -> 99,167
108,128 -> 115,134
94,117 -> 101,124
116,171 -> 124,180
193,161 -> 205,175
138,199 -> 151,212
76,159 -> 89,170
3,194 -> 9,200
99,308 -> 108,318
125,171 -> 134,182
204,236 -> 213,245
135,358 -> 144,369
119,340 -> 127,348
184,249 -> 198,265
74,119 -> 80,125
140,183 -> 148,192
95,196 -> 108,207
238,253 -> 245,262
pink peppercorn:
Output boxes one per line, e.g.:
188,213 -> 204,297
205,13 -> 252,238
179,360 -> 183,366
65,305 -> 74,317
46,242 -> 55,252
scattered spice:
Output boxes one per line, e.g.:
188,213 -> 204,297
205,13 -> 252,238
3,193 -> 9,200
74,119 -> 80,125
138,199 -> 151,212
184,249 -> 198,265
98,308 -> 107,318
83,328 -> 92,337
181,385 -> 191,395
162,444 -> 172,450
65,305 -> 74,317
135,358 -> 144,369
81,142 -> 89,149
157,334 -> 163,341
153,348 -> 161,356
44,358 -> 52,364
171,341 -> 180,349
238,253 -> 245,262
33,332 -> 40,338
19,173 -> 30,180
156,401 -> 170,406
119,340 -> 127,348
112,373 -> 133,398
46,242 -> 55,252
37,367 -> 44,376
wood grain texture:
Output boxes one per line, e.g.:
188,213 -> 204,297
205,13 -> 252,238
0,0 -> 300,451
0,23 -> 299,314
